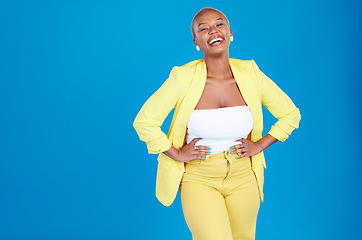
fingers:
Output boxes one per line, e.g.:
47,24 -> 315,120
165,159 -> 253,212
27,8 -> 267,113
230,140 -> 247,159
235,138 -> 245,142
231,138 -> 246,149
179,138 -> 211,162
230,143 -> 245,150
233,150 -> 248,159
188,150 -> 209,161
191,138 -> 210,153
194,145 -> 211,151
236,153 -> 247,159
194,148 -> 210,156
194,154 -> 207,160
194,147 -> 211,156
191,138 -> 203,144
230,148 -> 246,155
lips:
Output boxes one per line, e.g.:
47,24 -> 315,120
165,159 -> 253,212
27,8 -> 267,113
208,35 -> 224,46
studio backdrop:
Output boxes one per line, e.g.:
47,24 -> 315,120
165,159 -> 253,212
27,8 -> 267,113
0,0 -> 361,239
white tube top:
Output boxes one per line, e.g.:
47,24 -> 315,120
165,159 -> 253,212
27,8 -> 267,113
186,106 -> 253,154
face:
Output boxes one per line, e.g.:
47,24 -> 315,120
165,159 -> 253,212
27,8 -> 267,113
193,10 -> 232,56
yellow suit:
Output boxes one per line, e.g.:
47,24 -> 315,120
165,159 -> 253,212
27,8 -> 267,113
133,59 -> 301,206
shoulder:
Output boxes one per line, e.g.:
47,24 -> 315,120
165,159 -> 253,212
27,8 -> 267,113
162,60 -> 203,89
172,59 -> 204,73
165,59 -> 204,85
230,58 -> 256,71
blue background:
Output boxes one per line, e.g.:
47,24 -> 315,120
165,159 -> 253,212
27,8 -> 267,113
0,0 -> 361,239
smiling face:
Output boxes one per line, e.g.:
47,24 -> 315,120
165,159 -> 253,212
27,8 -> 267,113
192,9 -> 233,56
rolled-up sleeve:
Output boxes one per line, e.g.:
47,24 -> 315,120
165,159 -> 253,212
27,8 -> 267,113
133,67 -> 181,154
251,60 -> 301,142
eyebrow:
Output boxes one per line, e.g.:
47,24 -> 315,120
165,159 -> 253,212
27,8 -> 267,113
198,18 -> 224,27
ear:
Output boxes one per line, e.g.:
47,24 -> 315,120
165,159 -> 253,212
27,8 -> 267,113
193,38 -> 198,46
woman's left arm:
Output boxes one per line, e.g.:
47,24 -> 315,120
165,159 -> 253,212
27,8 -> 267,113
232,60 -> 301,158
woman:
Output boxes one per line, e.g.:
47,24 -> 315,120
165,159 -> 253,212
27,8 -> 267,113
133,7 -> 301,240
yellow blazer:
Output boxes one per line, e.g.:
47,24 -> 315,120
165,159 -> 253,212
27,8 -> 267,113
133,58 -> 301,206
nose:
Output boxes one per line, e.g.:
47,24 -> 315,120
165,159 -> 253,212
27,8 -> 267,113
208,25 -> 218,34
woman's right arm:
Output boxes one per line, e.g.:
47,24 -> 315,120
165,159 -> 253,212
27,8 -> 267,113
133,67 -> 210,162
133,66 -> 181,154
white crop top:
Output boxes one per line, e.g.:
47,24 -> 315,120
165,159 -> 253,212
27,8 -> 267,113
186,106 -> 254,154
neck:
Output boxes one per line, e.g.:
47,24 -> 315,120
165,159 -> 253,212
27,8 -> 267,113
203,51 -> 232,79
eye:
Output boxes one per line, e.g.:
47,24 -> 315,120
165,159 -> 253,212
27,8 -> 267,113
200,28 -> 207,32
216,23 -> 224,27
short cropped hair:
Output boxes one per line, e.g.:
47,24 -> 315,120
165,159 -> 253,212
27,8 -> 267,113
190,7 -> 230,39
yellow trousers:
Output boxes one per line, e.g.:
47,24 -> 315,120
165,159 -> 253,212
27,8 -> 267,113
180,149 -> 260,240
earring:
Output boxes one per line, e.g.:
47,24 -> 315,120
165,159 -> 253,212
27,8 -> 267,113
230,36 -> 233,42
196,45 -> 200,51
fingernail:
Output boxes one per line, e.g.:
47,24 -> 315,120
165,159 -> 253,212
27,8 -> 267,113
203,156 -> 206,159
229,147 -> 233,150
208,148 -> 211,150
208,151 -> 211,154
231,151 -> 234,154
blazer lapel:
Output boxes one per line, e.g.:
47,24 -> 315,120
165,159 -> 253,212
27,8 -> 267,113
173,60 -> 207,148
230,59 -> 259,133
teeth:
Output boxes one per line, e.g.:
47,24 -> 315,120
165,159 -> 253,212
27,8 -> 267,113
209,37 -> 223,44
